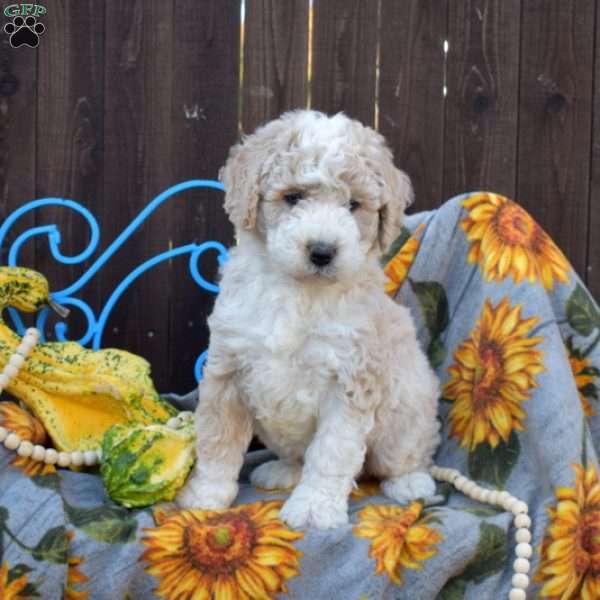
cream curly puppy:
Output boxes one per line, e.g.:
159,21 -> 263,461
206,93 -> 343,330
177,110 -> 440,529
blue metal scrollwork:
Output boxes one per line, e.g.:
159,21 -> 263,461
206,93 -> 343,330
0,179 -> 229,382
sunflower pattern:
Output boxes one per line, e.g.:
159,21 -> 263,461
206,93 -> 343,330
461,192 -> 571,290
384,223 -> 425,295
0,401 -> 56,477
444,297 -> 544,451
140,501 -> 303,600
0,559 -> 31,599
1,192 -> 600,599
535,463 -> 600,598
353,502 -> 443,586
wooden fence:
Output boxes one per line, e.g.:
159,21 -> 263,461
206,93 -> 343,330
0,0 -> 598,392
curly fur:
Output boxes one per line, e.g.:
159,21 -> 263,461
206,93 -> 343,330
177,110 -> 440,529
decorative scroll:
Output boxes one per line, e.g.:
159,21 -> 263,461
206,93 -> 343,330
0,179 -> 229,382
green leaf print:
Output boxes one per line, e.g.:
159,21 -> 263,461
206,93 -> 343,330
380,227 -> 411,266
468,431 -> 520,488
566,284 -> 600,337
31,526 -> 68,563
65,503 -> 138,544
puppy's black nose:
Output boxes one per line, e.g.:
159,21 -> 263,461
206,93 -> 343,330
308,242 -> 337,267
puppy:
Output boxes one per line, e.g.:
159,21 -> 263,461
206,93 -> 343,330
177,110 -> 440,529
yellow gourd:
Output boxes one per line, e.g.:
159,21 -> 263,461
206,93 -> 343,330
0,267 -> 176,452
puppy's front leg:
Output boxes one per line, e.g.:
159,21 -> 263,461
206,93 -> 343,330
279,398 -> 373,530
176,372 -> 252,510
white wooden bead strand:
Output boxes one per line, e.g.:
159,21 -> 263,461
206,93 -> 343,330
430,465 -> 532,599
0,326 -> 191,470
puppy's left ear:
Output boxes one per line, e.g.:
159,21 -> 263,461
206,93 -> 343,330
377,157 -> 414,254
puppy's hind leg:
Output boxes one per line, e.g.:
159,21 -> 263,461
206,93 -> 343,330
250,459 -> 302,490
367,410 -> 440,505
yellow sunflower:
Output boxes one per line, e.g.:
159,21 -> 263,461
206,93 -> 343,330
64,531 -> 89,600
566,345 -> 599,418
461,192 -> 570,290
0,560 -> 30,599
383,224 -> 425,295
354,501 -> 442,586
535,463 -> 600,599
141,500 -> 303,600
444,297 -> 544,451
0,402 -> 55,477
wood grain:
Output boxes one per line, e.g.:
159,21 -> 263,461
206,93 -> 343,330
242,0 -> 309,132
0,34 -> 37,272
378,0 -> 447,212
444,0 -> 520,200
168,0 -> 239,393
517,0 -> 594,280
103,0 -> 173,391
588,1 -> 600,299
311,0 -> 378,125
36,0 -> 104,341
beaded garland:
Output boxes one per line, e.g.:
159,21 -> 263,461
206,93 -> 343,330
0,328 -> 531,598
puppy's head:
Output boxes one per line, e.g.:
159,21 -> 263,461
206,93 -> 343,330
220,110 -> 413,282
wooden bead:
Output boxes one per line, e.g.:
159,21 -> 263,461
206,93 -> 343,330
3,364 -> 19,380
514,513 -> 531,529
512,573 -> 529,589
0,426 -> 7,443
17,440 -> 33,457
57,452 -> 71,467
32,445 -> 46,462
516,543 -> 532,558
498,491 -> 511,503
504,497 -> 519,512
514,558 -> 530,574
463,481 -> 477,496
8,354 -> 25,370
4,433 -> 21,450
516,528 -> 532,544
44,448 -> 58,465
512,501 -> 529,515
15,343 -> 31,356
70,451 -> 84,467
84,450 -> 98,466
25,328 -> 40,340
509,589 -> 526,600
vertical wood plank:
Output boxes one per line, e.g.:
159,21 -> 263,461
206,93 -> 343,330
378,0 -> 447,212
517,0 -> 594,279
36,0 -> 104,339
0,34 -> 37,269
311,0 -> 378,126
444,0 -> 521,200
103,0 -> 173,391
242,0 -> 309,132
168,0 -> 239,393
588,2 -> 600,301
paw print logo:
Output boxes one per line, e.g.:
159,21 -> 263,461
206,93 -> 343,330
4,16 -> 45,48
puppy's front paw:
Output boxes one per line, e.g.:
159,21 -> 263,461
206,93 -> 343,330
279,485 -> 348,530
250,459 -> 302,490
381,471 -> 436,504
175,475 -> 237,510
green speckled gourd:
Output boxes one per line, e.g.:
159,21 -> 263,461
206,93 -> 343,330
0,266 -> 177,452
101,421 -> 196,507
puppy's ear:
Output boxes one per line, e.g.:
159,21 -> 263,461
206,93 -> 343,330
220,119 -> 287,232
377,157 -> 414,254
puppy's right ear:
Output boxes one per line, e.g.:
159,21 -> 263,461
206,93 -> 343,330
219,140 -> 262,232
220,118 -> 290,231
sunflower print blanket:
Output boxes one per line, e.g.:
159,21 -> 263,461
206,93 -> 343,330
1,191 -> 599,599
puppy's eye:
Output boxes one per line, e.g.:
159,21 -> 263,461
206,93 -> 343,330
284,191 -> 304,206
349,199 -> 361,212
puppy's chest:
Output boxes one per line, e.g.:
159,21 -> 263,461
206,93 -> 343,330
236,313 -> 349,422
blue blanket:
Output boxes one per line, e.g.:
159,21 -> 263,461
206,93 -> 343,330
1,191 -> 599,599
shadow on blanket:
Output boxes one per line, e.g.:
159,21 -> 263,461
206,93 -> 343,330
1,191 -> 599,599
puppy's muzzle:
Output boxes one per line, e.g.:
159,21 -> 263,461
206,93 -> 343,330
308,242 -> 337,267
